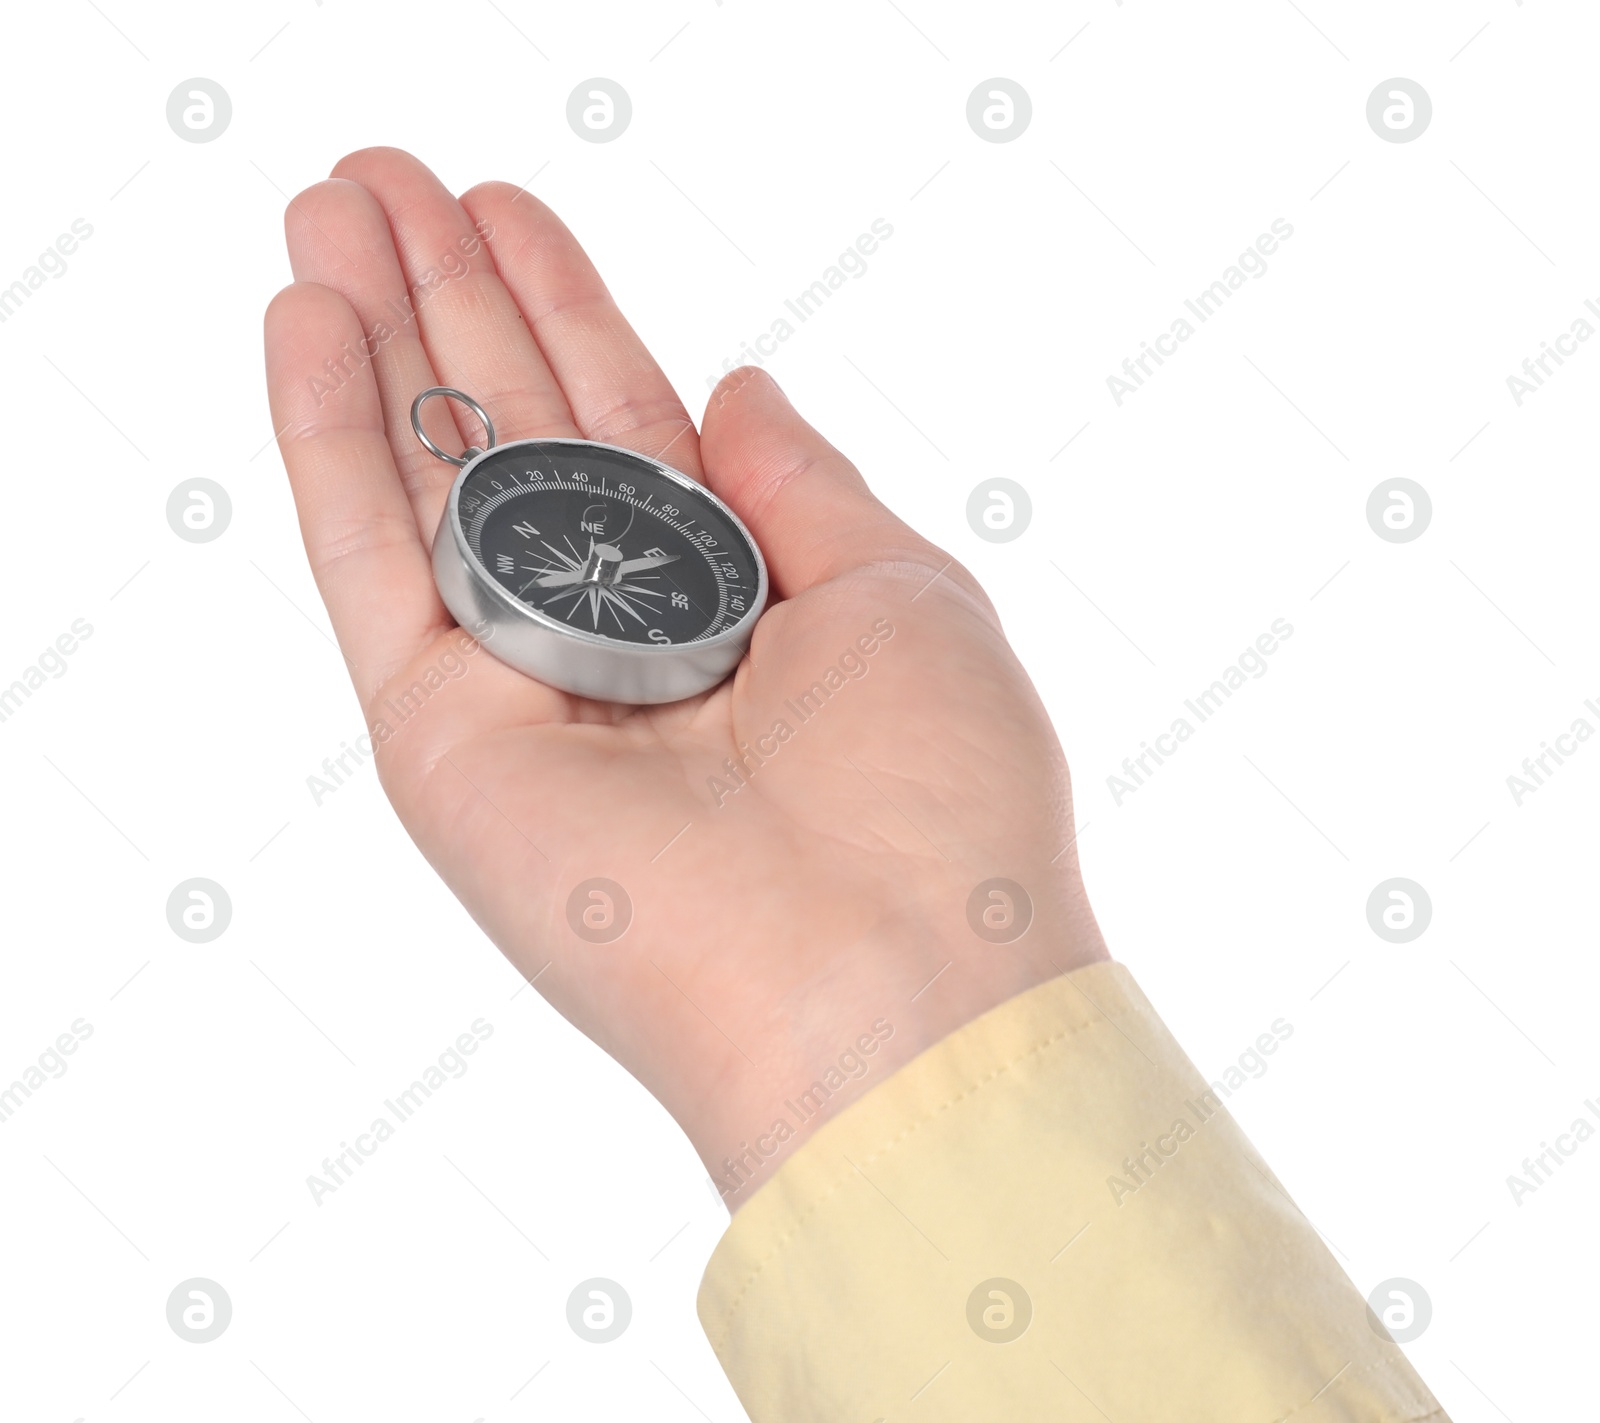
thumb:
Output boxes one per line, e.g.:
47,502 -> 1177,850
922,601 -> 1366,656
700,366 -> 934,598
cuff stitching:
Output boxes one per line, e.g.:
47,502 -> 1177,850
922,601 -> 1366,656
706,987 -> 1147,1346
1274,1355 -> 1441,1423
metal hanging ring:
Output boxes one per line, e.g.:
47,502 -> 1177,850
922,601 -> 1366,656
410,387 -> 496,468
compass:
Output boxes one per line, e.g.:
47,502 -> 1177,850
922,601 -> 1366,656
413,387 -> 768,704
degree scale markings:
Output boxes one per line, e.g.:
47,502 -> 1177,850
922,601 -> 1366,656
469,477 -> 747,586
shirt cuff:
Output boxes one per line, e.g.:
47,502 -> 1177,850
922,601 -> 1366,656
697,959 -> 1448,1423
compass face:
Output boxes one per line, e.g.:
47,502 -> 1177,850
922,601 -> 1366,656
455,442 -> 761,647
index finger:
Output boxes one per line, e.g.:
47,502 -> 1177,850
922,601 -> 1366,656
458,181 -> 704,478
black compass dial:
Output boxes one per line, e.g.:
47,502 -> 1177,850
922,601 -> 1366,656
457,443 -> 758,646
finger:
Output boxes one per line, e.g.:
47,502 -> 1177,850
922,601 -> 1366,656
699,368 -> 938,598
265,281 -> 448,707
329,148 -> 582,451
282,177 -> 471,543
458,181 -> 702,478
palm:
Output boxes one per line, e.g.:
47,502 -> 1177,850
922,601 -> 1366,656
266,150 -> 1103,1187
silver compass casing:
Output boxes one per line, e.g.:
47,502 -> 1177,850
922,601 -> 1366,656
431,438 -> 769,705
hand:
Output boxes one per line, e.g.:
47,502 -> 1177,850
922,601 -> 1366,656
264,148 -> 1107,1205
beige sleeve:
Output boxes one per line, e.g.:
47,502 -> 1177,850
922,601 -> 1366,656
697,960 -> 1448,1423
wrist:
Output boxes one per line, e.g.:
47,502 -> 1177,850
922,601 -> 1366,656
690,895 -> 1107,1209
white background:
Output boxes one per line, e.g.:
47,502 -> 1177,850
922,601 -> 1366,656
0,1 -> 1593,1419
